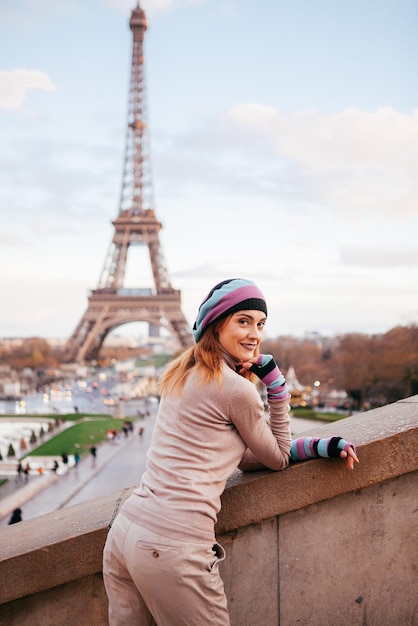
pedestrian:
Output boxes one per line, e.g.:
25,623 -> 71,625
61,452 -> 69,472
74,452 -> 81,470
90,446 -> 97,467
103,278 -> 359,625
15,461 -> 23,483
8,508 -> 23,525
51,460 -> 59,474
22,463 -> 30,483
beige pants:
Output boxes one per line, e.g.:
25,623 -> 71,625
103,513 -> 230,626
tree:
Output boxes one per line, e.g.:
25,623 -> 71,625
5,337 -> 60,371
262,325 -> 418,409
373,325 -> 418,403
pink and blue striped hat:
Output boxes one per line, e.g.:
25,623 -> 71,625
192,278 -> 267,343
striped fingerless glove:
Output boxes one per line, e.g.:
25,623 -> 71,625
290,436 -> 355,463
249,354 -> 289,401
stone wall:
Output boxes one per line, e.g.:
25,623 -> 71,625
0,396 -> 417,625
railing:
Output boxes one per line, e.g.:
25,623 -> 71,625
0,396 -> 417,625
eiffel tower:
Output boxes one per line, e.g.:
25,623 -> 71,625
64,3 -> 192,364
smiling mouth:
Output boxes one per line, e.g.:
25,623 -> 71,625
241,343 -> 256,350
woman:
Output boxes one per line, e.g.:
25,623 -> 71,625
103,278 -> 359,625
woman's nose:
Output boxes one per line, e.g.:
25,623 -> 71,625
248,324 -> 260,337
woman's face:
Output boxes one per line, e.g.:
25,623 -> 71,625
217,310 -> 266,361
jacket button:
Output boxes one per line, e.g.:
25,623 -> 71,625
152,551 -> 159,558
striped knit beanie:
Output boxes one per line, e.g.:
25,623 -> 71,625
192,278 -> 267,343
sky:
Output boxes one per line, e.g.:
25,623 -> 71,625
0,0 -> 417,343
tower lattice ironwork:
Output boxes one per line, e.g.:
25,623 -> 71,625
65,3 -> 192,363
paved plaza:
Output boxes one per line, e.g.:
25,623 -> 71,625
0,410 -> 324,529
0,412 -> 155,528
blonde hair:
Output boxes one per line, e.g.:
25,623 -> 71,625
159,316 -> 259,396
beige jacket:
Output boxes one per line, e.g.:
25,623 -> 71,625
122,362 -> 291,543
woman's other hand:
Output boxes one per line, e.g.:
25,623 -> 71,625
339,445 -> 359,470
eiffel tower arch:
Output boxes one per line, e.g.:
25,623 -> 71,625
64,3 -> 192,364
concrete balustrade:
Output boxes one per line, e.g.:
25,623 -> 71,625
0,396 -> 417,625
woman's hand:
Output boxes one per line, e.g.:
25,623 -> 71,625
241,354 -> 289,402
291,436 -> 359,469
236,357 -> 257,373
339,445 -> 359,470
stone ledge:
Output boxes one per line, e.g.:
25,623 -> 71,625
0,396 -> 417,606
218,396 -> 418,533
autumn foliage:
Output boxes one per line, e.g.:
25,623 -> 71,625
1,326 -> 417,410
261,324 -> 418,409
0,338 -> 61,371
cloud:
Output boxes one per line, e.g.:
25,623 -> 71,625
0,133 -> 122,233
0,69 -> 55,109
151,104 -> 418,224
225,104 -> 418,219
341,246 -> 418,267
0,230 -> 23,246
220,2 -> 239,18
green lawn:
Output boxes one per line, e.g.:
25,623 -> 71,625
290,407 -> 348,421
0,412 -> 110,422
20,417 -> 134,459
